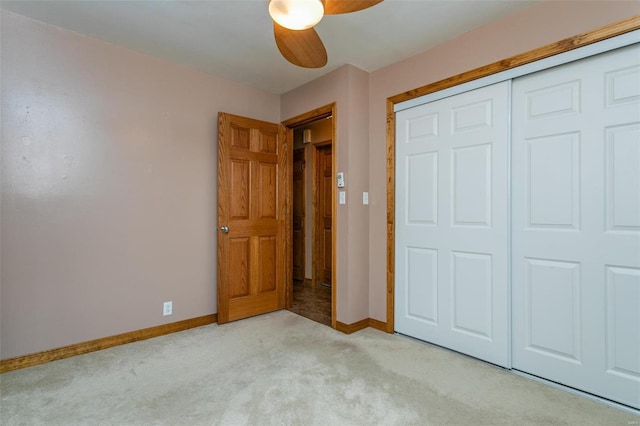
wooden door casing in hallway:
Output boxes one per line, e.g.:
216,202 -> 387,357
217,112 -> 290,324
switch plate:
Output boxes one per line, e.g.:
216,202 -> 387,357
339,191 -> 346,204
363,192 -> 369,205
337,172 -> 345,188
163,301 -> 173,316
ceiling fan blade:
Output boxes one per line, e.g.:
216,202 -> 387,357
323,0 -> 383,15
274,22 -> 328,68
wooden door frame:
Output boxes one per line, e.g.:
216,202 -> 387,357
283,103 -> 337,329
312,140 -> 332,287
385,17 -> 640,334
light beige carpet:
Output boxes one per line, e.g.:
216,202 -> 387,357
1,311 -> 637,425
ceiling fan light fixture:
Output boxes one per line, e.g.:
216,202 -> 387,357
268,0 -> 324,31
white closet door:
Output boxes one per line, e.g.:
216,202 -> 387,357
395,81 -> 510,367
512,44 -> 640,409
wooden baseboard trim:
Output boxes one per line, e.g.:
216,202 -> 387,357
336,319 -> 369,334
336,318 -> 390,335
0,314 -> 217,374
368,318 -> 388,332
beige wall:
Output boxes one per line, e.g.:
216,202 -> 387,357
0,11 -> 280,358
367,1 -> 640,321
281,64 -> 370,324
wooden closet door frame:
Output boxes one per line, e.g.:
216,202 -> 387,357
385,18 -> 640,333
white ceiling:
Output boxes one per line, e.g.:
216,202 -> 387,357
0,0 -> 539,94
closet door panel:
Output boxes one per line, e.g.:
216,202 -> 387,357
395,81 -> 510,367
512,43 -> 640,410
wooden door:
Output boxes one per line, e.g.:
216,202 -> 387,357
292,148 -> 305,281
511,44 -> 640,409
316,144 -> 332,285
217,112 -> 290,324
395,81 -> 510,367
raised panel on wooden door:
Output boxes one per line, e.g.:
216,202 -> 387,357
230,124 -> 250,150
512,44 -> 640,409
229,237 -> 250,299
230,160 -> 250,220
258,128 -> 278,154
258,236 -> 277,293
257,162 -> 277,219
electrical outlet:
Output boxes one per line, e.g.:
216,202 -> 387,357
163,301 -> 173,316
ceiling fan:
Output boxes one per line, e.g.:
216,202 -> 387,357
268,0 -> 383,68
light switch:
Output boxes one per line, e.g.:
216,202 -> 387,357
339,191 -> 346,204
363,192 -> 369,205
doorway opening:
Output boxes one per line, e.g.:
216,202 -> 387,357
284,104 -> 336,328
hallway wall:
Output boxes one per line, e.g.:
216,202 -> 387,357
282,65 -> 370,325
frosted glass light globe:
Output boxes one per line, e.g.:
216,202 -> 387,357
269,0 -> 324,30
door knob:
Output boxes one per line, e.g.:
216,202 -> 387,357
220,225 -> 229,234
